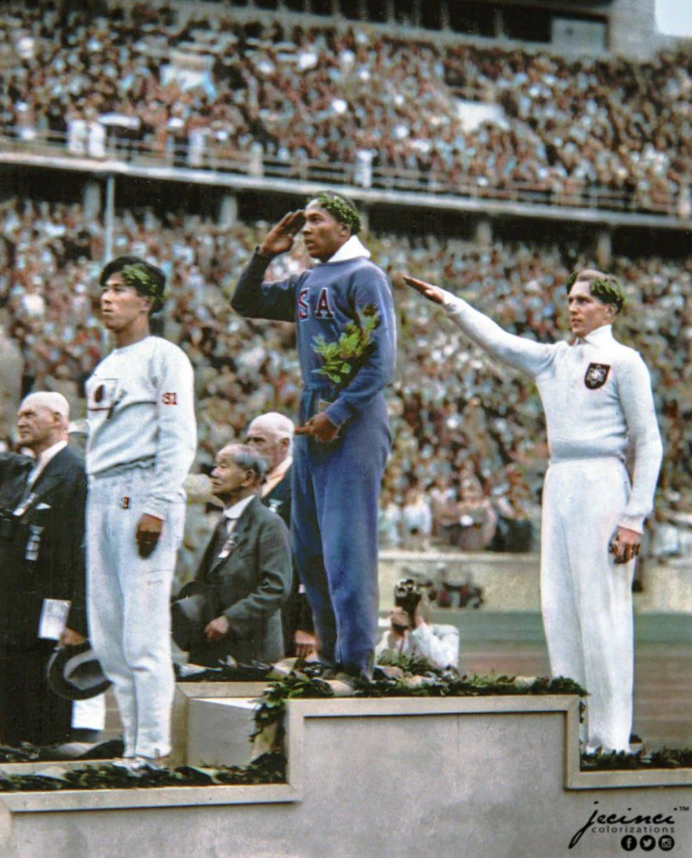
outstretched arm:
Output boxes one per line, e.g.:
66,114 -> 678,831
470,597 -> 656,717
403,275 -> 552,378
403,276 -> 446,305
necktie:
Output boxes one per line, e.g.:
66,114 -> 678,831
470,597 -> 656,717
14,463 -> 39,513
217,517 -> 238,559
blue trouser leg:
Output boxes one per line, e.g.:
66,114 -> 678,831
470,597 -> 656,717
292,439 -> 338,666
292,393 -> 390,676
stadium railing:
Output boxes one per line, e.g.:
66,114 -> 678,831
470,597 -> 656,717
0,126 -> 684,220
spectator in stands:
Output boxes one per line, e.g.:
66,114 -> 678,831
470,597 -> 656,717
456,473 -> 498,552
400,484 -> 433,551
2,2 -> 690,215
0,194 -> 687,569
378,487 -> 402,549
489,464 -> 534,553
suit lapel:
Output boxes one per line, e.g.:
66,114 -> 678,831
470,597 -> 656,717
27,447 -> 72,505
203,517 -> 231,576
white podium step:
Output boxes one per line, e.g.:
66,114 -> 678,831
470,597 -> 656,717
187,697 -> 259,768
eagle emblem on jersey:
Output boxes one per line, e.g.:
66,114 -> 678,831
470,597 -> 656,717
584,362 -> 611,389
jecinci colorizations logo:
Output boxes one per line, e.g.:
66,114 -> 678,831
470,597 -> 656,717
568,801 -> 683,850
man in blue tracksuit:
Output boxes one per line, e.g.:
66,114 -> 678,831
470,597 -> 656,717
231,192 -> 396,678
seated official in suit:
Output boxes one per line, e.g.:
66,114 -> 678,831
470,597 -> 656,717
0,392 -> 89,747
177,443 -> 292,667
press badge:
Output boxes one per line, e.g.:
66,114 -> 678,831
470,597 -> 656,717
38,599 -> 71,640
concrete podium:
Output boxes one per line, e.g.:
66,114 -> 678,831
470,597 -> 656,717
169,681 -> 267,768
1,691 -> 691,858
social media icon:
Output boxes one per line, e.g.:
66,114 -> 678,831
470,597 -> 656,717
659,835 -> 675,852
621,835 -> 637,852
640,834 -> 656,851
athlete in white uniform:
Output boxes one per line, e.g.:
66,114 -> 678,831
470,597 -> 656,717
404,269 -> 662,753
86,256 -> 196,769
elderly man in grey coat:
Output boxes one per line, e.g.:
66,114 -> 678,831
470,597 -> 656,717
184,443 -> 292,667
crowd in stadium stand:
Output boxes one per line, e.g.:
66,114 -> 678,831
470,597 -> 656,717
1,197 -> 690,564
1,3 -> 691,214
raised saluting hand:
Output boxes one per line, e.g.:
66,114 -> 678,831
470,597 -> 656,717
259,210 -> 306,259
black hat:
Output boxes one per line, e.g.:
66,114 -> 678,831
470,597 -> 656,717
46,642 -> 112,701
171,581 -> 207,652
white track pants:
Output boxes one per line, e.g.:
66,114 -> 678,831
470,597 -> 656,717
541,458 -> 635,753
87,466 -> 185,758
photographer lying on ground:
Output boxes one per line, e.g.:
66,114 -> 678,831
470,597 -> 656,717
375,578 -> 460,671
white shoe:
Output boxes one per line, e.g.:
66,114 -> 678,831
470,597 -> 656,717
111,755 -> 170,773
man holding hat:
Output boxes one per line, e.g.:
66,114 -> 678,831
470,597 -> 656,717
86,256 -> 196,770
404,268 -> 662,754
0,392 -> 88,747
232,192 -> 397,680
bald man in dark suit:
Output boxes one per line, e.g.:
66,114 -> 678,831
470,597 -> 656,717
0,392 -> 88,747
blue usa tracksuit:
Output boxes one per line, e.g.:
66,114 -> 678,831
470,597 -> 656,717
232,250 -> 396,675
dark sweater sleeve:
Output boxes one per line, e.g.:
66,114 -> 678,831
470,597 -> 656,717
325,265 -> 397,428
231,250 -> 299,322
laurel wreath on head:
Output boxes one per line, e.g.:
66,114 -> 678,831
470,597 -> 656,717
310,192 -> 361,235
590,276 -> 625,312
120,262 -> 164,312
311,304 -> 379,385
566,271 -> 625,312
122,263 -> 155,293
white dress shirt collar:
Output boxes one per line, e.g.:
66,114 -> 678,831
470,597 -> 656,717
262,454 -> 293,497
223,493 -> 255,522
28,439 -> 67,486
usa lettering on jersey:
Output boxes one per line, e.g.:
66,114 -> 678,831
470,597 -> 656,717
315,288 -> 334,318
298,287 -> 334,320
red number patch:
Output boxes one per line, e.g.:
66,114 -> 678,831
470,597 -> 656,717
162,392 -> 178,405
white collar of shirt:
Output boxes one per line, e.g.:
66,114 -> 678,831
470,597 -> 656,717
268,455 -> 292,482
584,324 -> 613,345
223,494 -> 255,523
29,440 -> 67,486
321,235 -> 371,265
262,454 -> 293,497
574,324 -> 614,347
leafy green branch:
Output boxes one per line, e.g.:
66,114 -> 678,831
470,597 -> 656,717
312,305 -> 379,385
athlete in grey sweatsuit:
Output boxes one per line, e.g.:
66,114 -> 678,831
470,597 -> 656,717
86,256 -> 196,764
